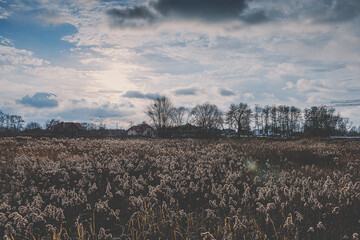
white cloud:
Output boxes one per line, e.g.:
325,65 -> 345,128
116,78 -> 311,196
0,36 -> 12,45
0,45 -> 49,67
1,0 -> 360,126
0,5 -> 10,19
244,93 -> 255,100
266,63 -> 303,81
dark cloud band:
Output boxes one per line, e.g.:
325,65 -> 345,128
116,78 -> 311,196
174,87 -> 200,96
17,92 -> 58,108
107,0 -> 255,27
123,90 -> 160,100
219,88 -> 235,96
107,0 -> 360,28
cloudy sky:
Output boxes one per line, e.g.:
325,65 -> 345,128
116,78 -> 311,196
0,0 -> 360,128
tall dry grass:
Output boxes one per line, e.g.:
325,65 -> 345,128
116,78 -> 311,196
0,138 -> 359,239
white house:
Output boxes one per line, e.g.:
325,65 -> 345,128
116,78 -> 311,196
127,123 -> 154,137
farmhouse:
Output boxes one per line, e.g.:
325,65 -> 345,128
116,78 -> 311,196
45,122 -> 85,137
127,123 -> 154,137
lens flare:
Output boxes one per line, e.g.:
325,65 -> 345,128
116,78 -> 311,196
246,160 -> 258,172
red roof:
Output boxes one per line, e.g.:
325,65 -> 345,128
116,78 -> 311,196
45,122 -> 85,132
127,123 -> 153,134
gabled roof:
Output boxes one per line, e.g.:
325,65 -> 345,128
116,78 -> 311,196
45,122 -> 85,132
127,123 -> 153,133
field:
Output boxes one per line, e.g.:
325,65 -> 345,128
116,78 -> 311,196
0,137 -> 360,239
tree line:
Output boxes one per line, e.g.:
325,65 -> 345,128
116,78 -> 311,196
0,110 -> 24,133
146,96 -> 359,137
1,97 -> 359,138
0,109 -> 108,135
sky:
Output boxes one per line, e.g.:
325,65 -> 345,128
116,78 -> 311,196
0,0 -> 360,129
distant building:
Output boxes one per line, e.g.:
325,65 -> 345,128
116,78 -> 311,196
127,123 -> 154,137
45,122 -> 85,137
221,128 -> 237,137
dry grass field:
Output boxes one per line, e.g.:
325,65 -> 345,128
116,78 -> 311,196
0,137 -> 359,239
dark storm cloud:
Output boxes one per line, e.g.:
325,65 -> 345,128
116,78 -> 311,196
106,0 -> 265,27
315,0 -> 360,23
17,92 -> 58,108
107,5 -> 156,27
151,0 -> 248,21
240,9 -> 269,24
173,87 -> 200,96
106,0 -> 360,28
218,88 -> 235,96
123,90 -> 160,99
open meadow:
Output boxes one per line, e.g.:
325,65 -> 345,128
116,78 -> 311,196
0,137 -> 360,239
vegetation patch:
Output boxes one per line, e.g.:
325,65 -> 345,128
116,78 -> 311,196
0,138 -> 359,239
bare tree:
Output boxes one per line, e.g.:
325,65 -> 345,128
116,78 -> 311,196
46,119 -> 60,128
4,113 -> 10,129
191,103 -> 223,130
170,106 -> 190,126
254,105 -> 262,134
146,96 -> 174,136
262,105 -> 271,136
277,105 -> 290,136
226,103 -> 252,137
0,110 -> 4,130
25,122 -> 42,130
270,106 -> 278,136
289,106 -> 301,135
337,117 -> 352,135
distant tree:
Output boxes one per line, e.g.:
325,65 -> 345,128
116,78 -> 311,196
10,115 -> 24,132
262,105 -> 271,136
45,119 -> 60,128
88,123 -> 98,130
98,122 -> 106,130
304,106 -> 340,137
170,106 -> 191,126
226,103 -> 251,137
146,96 -> 174,136
253,105 -> 262,134
277,105 -> 290,136
80,122 -> 89,130
348,126 -> 359,136
4,113 -> 10,129
80,122 -> 98,130
0,110 -> 4,130
25,122 -> 42,130
191,103 -> 223,130
337,117 -> 351,135
289,106 -> 301,135
9,115 -> 15,131
270,106 -> 278,136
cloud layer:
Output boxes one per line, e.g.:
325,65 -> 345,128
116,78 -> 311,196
17,92 -> 59,108
107,0 -> 266,27
1,0 -> 360,127
174,87 -> 200,96
219,88 -> 235,96
107,0 -> 360,28
123,90 -> 160,100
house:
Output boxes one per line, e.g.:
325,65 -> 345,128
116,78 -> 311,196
127,123 -> 154,137
221,128 -> 237,137
45,122 -> 85,137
